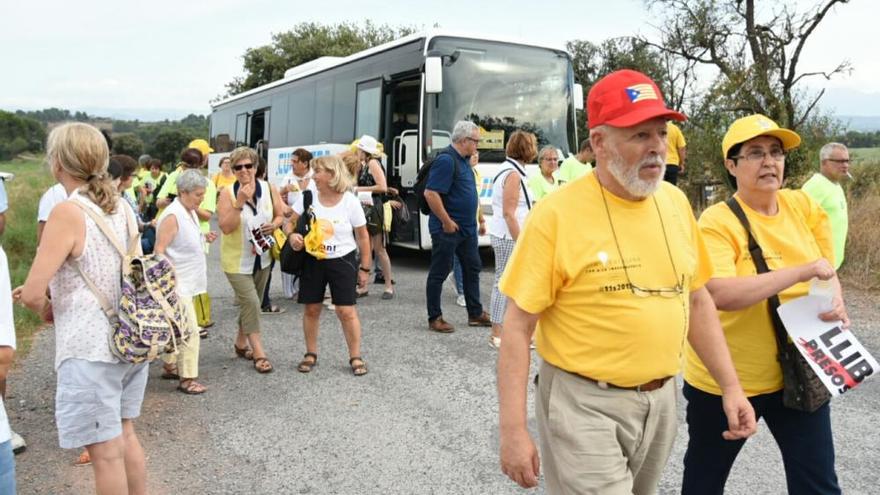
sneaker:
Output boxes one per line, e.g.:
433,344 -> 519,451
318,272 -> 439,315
428,317 -> 455,333
10,431 -> 25,455
467,311 -> 492,327
455,294 -> 466,307
489,335 -> 501,349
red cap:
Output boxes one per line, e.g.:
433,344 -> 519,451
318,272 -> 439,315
587,70 -> 686,129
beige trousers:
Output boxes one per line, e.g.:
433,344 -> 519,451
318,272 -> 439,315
162,297 -> 201,379
224,266 -> 271,334
536,360 -> 677,495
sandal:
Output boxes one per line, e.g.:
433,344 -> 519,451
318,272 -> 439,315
261,305 -> 287,314
177,379 -> 207,395
254,357 -> 274,374
349,356 -> 368,376
234,344 -> 254,360
199,327 -> 209,339
73,449 -> 91,467
297,353 -> 318,373
381,290 -> 394,300
161,363 -> 180,380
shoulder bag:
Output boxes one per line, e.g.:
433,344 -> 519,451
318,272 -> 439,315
726,197 -> 831,412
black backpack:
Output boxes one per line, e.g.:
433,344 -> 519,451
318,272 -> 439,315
414,148 -> 457,215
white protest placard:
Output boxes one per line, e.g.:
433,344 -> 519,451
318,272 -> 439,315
777,293 -> 878,397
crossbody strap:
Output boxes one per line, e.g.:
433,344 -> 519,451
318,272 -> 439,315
493,160 -> 532,210
725,197 -> 789,350
69,198 -> 140,320
295,190 -> 314,235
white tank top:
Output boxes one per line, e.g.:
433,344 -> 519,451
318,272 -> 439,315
50,192 -> 132,370
488,158 -> 532,239
158,199 -> 206,297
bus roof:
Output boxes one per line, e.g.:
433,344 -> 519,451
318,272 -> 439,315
212,29 -> 569,109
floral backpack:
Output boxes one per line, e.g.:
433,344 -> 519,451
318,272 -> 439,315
72,199 -> 191,363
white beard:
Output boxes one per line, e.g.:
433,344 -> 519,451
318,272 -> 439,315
606,149 -> 665,199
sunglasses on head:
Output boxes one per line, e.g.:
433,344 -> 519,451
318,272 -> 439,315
233,162 -> 254,171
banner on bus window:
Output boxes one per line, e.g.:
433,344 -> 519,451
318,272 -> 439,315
479,128 -> 505,150
777,295 -> 878,397
267,144 -> 349,184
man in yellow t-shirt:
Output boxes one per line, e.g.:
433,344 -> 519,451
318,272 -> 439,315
664,121 -> 687,184
496,70 -> 755,494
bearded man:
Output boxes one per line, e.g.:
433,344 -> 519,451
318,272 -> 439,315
495,70 -> 757,494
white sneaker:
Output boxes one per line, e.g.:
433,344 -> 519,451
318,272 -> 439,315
456,294 -> 466,307
11,431 -> 26,455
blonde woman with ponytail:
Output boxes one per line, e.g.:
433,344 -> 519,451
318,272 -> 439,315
15,122 -> 151,494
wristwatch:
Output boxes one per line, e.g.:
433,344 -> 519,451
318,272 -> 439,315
359,266 -> 371,273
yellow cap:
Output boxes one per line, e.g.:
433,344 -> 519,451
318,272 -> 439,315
721,114 -> 801,160
187,138 -> 214,156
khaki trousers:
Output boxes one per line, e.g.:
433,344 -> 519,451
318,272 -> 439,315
225,266 -> 271,334
162,297 -> 200,379
536,360 -> 677,495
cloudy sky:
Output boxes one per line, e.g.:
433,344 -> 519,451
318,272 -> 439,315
0,0 -> 873,120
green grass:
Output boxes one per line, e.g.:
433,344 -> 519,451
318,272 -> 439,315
849,147 -> 880,164
1,155 -> 55,356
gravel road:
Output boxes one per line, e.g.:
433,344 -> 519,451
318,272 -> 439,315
6,247 -> 879,494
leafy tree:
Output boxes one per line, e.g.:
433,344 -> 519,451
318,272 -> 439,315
226,21 -> 415,96
640,0 -> 851,181
112,133 -> 145,159
0,111 -> 46,159
149,128 -> 195,166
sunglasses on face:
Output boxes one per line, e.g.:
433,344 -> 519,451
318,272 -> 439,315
233,162 -> 254,171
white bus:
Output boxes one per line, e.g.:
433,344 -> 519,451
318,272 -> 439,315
209,30 -> 582,249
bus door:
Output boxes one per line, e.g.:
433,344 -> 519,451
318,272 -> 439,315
384,76 -> 421,245
248,108 -> 270,163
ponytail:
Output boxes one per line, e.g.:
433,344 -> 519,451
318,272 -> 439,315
46,123 -> 118,214
82,173 -> 118,215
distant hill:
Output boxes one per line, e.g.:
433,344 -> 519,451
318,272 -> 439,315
836,115 -> 880,132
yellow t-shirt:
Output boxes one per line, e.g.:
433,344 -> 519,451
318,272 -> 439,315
666,122 -> 686,166
213,172 -> 237,191
684,190 -> 834,396
499,173 -> 713,387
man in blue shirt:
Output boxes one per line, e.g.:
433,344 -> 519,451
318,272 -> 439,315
424,120 -> 491,332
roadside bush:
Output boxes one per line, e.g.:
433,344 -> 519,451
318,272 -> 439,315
839,161 -> 880,289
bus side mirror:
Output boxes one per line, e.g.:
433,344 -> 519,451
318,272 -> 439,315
425,56 -> 443,94
573,83 -> 584,111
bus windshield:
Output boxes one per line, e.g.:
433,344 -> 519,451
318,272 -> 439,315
425,38 -> 575,162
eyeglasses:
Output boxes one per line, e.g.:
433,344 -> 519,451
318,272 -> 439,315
466,137 -> 481,144
826,158 -> 851,164
630,275 -> 685,298
733,149 -> 785,163
598,179 -> 683,298
233,162 -> 254,171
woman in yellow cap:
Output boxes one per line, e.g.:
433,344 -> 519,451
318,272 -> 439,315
681,114 -> 848,494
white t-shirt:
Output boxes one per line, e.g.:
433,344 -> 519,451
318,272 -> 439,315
279,172 -> 316,206
292,191 -> 366,259
0,246 -> 17,444
37,183 -> 69,222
